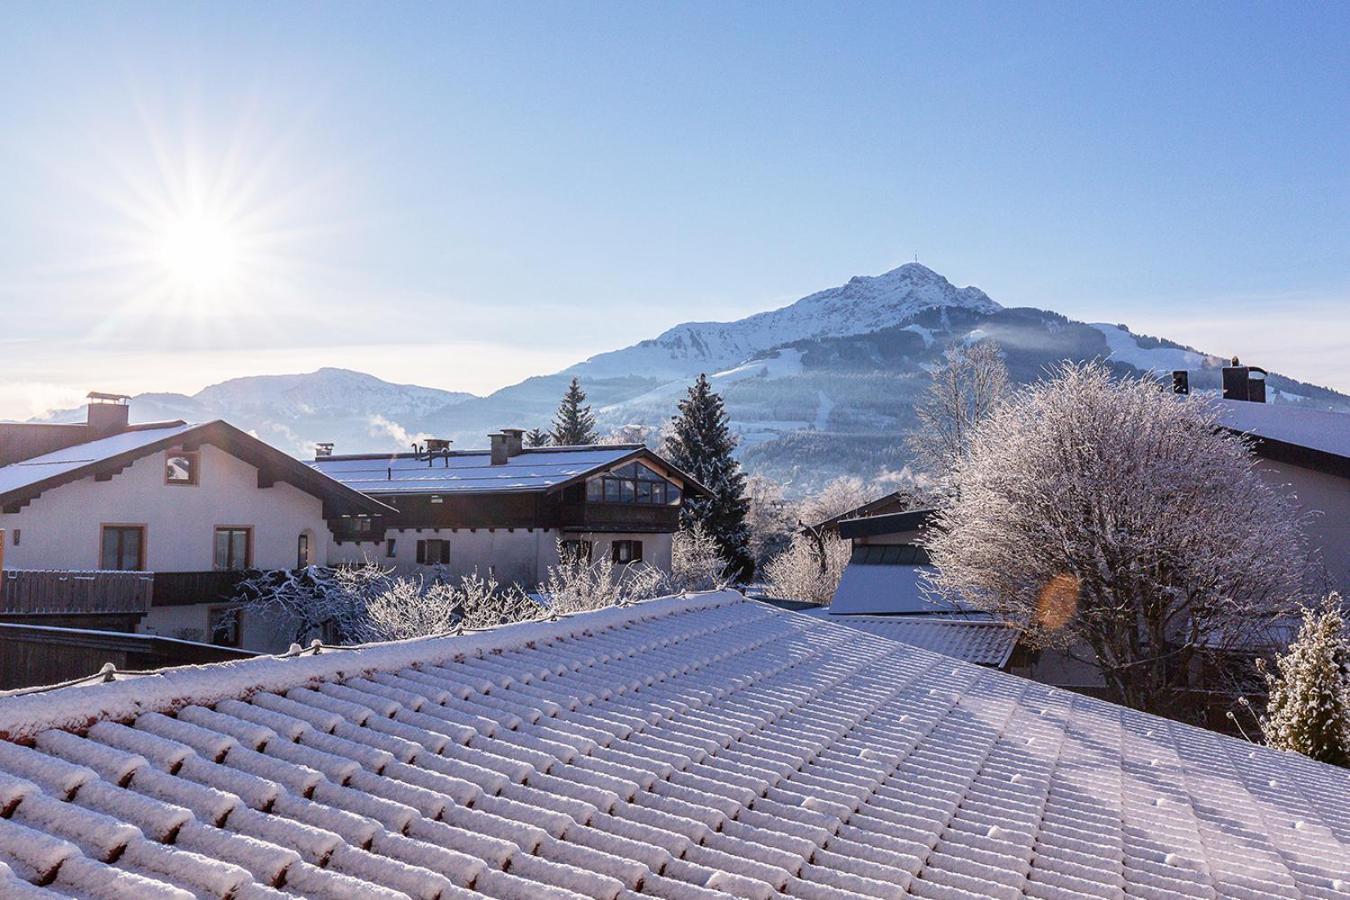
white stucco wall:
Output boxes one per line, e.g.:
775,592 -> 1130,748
329,527 -> 674,587
1254,459 -> 1350,593
0,444 -> 329,572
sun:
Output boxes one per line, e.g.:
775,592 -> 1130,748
154,213 -> 242,292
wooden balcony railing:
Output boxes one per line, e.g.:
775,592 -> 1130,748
0,569 -> 154,616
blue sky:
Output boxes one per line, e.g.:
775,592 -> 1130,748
1,2 -> 1346,418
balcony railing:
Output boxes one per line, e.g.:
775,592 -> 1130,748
0,569 -> 154,616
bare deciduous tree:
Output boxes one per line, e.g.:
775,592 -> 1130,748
542,543 -> 665,614
927,361 -> 1309,713
364,569 -> 538,640
744,474 -> 796,571
908,340 -> 1010,479
797,475 -> 874,527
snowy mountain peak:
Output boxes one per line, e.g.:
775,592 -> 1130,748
571,262 -> 1000,379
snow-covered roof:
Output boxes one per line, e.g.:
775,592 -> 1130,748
1,591 -> 1346,899
0,423 -> 195,498
310,446 -> 664,496
0,422 -> 389,517
829,563 -> 971,616
1216,399 -> 1350,462
800,608 -> 1019,667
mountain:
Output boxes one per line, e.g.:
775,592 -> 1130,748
33,368 -> 472,454
30,264 -> 1350,492
570,263 -> 1000,380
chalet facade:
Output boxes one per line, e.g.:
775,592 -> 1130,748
0,395 -> 387,651
311,428 -> 705,584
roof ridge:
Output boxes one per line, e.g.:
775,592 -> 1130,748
0,591 -> 742,743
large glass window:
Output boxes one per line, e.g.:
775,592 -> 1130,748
586,462 -> 681,506
100,525 -> 144,571
214,528 -> 252,570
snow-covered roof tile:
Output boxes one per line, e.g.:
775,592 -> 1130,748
799,608 -> 1020,666
0,592 -> 1347,898
309,447 -> 647,495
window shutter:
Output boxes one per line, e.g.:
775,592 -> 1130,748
416,540 -> 426,564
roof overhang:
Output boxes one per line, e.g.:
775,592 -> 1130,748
837,508 -> 937,539
545,446 -> 713,498
1221,427 -> 1349,479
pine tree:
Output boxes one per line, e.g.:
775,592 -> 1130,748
664,374 -> 753,579
551,377 -> 598,446
1260,593 -> 1350,768
524,428 -> 551,448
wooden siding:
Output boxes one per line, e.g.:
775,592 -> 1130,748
151,570 -> 246,607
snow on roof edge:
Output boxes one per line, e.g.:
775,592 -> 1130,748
0,590 -> 742,743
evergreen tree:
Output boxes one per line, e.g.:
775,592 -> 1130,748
524,428 -> 551,448
551,377 -> 598,446
1260,593 -> 1350,768
664,374 -> 753,579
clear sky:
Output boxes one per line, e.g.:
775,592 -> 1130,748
2,2 -> 1347,419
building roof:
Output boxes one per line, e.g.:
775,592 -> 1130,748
799,607 -> 1019,667
809,490 -> 922,534
836,508 -> 935,540
1216,400 -> 1350,478
0,422 -> 390,518
829,562 -> 972,616
1,591 -> 1345,899
310,445 -> 706,497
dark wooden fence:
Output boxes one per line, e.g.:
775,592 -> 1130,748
151,570 -> 246,607
0,623 -> 256,692
0,570 -> 153,616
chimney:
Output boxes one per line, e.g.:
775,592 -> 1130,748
315,442 -> 334,459
1247,366 -> 1267,403
489,432 -> 509,466
1171,370 -> 1189,395
500,428 -> 525,458
425,438 -> 452,454
1222,357 -> 1249,402
85,392 -> 130,437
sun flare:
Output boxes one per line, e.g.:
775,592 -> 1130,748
155,213 -> 241,291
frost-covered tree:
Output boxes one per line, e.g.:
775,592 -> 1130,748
524,428 -> 551,448
234,565 -> 393,645
599,423 -> 659,448
543,541 -> 664,614
363,570 -> 537,641
927,362 -> 1308,714
665,524 -> 732,593
745,474 -> 796,571
551,377 -> 599,446
764,531 -> 851,605
908,340 -> 1010,480
664,374 -> 753,578
1258,594 -> 1350,767
799,475 -> 875,527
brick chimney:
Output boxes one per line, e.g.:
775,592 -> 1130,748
501,428 -> 525,457
1222,357 -> 1267,403
85,392 -> 131,437
489,432 -> 509,466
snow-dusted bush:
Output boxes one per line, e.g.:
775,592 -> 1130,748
362,569 -> 538,641
234,564 -> 395,645
542,542 -> 665,614
927,361 -> 1308,713
763,532 -> 851,605
1258,594 -> 1350,767
665,524 -> 733,594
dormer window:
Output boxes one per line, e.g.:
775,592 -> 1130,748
165,450 -> 199,486
585,461 -> 682,506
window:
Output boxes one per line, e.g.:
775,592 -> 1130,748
208,607 -> 241,647
297,533 -> 311,568
10,528 -> 18,546
214,527 -> 252,570
416,539 -> 450,565
385,538 -> 397,558
612,540 -> 643,564
164,451 -> 199,486
586,461 -> 682,507
100,526 -> 144,571
560,539 -> 592,563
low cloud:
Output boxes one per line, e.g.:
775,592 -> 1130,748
368,415 -> 431,448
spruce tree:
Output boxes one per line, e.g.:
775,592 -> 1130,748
551,377 -> 598,446
664,374 -> 753,579
1260,593 -> 1350,768
524,428 -> 551,448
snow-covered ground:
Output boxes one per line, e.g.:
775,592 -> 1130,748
1090,323 -> 1211,373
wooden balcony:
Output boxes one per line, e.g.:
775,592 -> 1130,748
0,569 -> 153,617
557,501 -> 680,533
